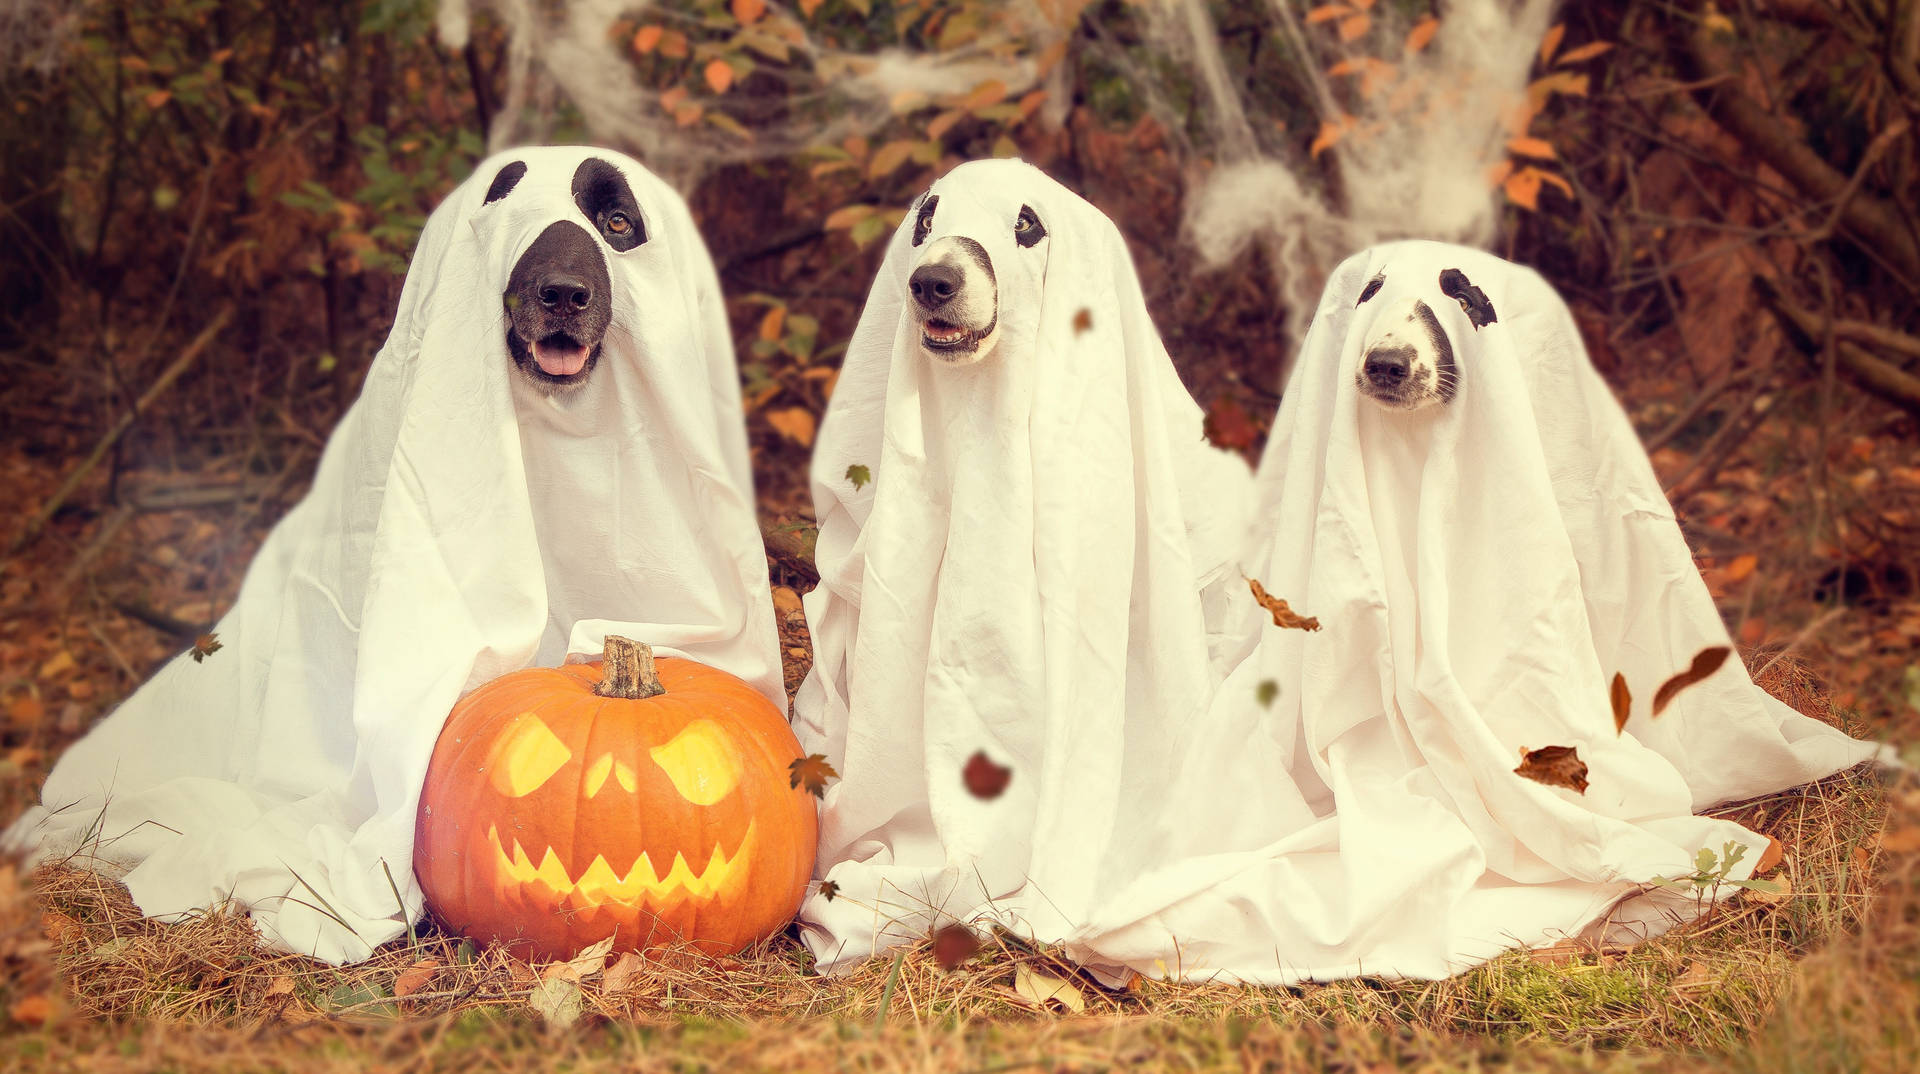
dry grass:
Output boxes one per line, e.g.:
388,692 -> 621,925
3,668 -> 1915,1072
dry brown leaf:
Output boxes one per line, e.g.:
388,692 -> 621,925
930,924 -> 980,970
39,910 -> 76,942
789,753 -> 838,797
963,751 -> 1013,800
817,879 -> 840,902
1672,961 -> 1712,990
1610,672 -> 1631,735
1528,939 -> 1588,966
1012,964 -> 1086,1012
8,993 -> 56,1026
1754,836 -> 1786,874
1514,745 -> 1589,794
766,407 -> 816,447
1652,646 -> 1732,716
394,958 -> 440,998
1744,875 -> 1792,906
602,951 -> 644,994
1247,577 -> 1321,631
265,976 -> 296,999
1072,308 -> 1093,335
8,695 -> 45,728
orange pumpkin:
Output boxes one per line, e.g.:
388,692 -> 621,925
414,636 -> 817,960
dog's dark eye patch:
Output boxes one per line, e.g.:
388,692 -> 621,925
484,160 -> 527,205
1438,268 -> 1497,329
912,194 -> 939,247
1014,204 -> 1046,247
1356,272 -> 1385,307
571,157 -> 647,252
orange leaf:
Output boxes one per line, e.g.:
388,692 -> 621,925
1556,41 -> 1614,65
8,695 -> 45,727
705,59 -> 735,94
1310,118 -> 1347,158
927,108 -> 967,141
1538,23 -> 1565,66
1507,135 -> 1557,160
1515,745 -> 1589,794
1072,308 -> 1093,335
963,750 -> 1013,799
658,30 -> 689,59
1338,13 -> 1371,42
758,306 -> 787,342
1538,170 -> 1573,199
823,203 -> 874,230
1204,396 -> 1259,451
1305,4 -> 1352,24
1652,646 -> 1732,716
394,959 -> 440,998
931,924 -> 980,970
788,753 -> 838,797
1405,15 -> 1438,54
868,139 -> 916,179
1328,58 -> 1358,77
731,0 -> 766,26
1724,554 -> 1758,583
1610,672 -> 1631,735
1486,159 -> 1514,187
631,25 -> 663,54
959,78 -> 1008,112
660,86 -> 688,111
1755,836 -> 1786,874
767,406 -> 816,447
1247,577 -> 1321,631
143,89 -> 172,110
799,0 -> 823,15
1504,167 -> 1544,210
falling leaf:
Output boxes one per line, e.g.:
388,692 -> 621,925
1537,23 -> 1566,65
602,951 -> 644,994
1754,836 -> 1786,874
1256,680 -> 1279,708
963,750 -> 1013,800
1405,15 -> 1438,54
191,633 -> 223,663
631,25 -> 663,54
731,0 -> 766,25
767,407 -> 816,447
393,958 -> 440,998
818,878 -> 840,901
1247,577 -> 1321,631
1072,308 -> 1093,334
1012,964 -> 1086,1013
1610,672 -> 1631,735
527,976 -> 584,1031
1652,646 -> 1732,716
1514,745 -> 1589,794
789,753 -> 838,797
845,464 -> 872,490
930,924 -> 980,970
705,59 -> 735,94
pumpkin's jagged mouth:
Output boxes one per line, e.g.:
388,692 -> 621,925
487,821 -> 758,905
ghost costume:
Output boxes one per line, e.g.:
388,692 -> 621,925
793,160 -> 1253,972
5,147 -> 780,965
1066,241 -> 1882,984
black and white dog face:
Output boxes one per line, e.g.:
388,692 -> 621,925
1352,266 -> 1497,411
486,156 -> 647,393
904,190 -> 1048,365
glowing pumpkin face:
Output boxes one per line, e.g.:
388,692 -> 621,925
414,638 -> 817,960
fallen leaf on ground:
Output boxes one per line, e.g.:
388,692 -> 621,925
1529,939 -> 1588,966
1672,961 -> 1712,990
544,935 -> 616,983
1743,875 -> 1792,906
602,951 -> 643,994
1652,646 -> 1731,715
1610,672 -> 1631,734
1754,836 -> 1786,874
789,754 -> 838,798
1247,576 -> 1321,631
394,958 -> 440,997
527,976 -> 584,1031
931,924 -> 980,970
963,750 -> 1013,800
265,977 -> 296,999
1013,964 -> 1086,1012
1514,745 -> 1589,794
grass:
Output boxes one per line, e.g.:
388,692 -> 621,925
1,663 -> 1914,1072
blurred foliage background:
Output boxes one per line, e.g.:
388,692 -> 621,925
2,0 -> 1918,759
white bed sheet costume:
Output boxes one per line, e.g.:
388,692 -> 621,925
1065,240 -> 1883,984
794,160 -> 1255,971
5,147 -> 781,965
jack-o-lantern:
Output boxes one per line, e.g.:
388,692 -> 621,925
414,636 -> 817,960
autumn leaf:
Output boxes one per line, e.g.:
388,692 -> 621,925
767,406 -> 816,447
930,924 -> 980,970
1755,836 -> 1786,874
1610,672 -> 1631,735
1506,135 -> 1557,160
1012,964 -> 1086,1012
1405,15 -> 1438,54
823,203 -> 876,230
799,0 -> 823,15
963,750 -> 1012,800
602,951 -> 643,994
191,633 -> 222,663
632,25 -> 663,54
789,753 -> 838,797
1652,646 -> 1732,716
8,993 -> 55,1026
1247,576 -> 1321,631
1310,116 -> 1350,158
1256,680 -> 1279,708
845,464 -> 872,490
658,30 -> 690,60
1556,41 -> 1614,65
1504,167 -> 1544,210
958,79 -> 1007,112
1876,826 -> 1920,853
731,0 -> 766,26
527,977 -> 583,1031
1724,554 -> 1758,583
705,59 -> 736,94
1515,745 -> 1590,794
868,139 -> 916,179
1072,308 -> 1093,334
1538,23 -> 1566,65
1205,396 -> 1259,451
758,306 -> 786,343
817,878 -> 840,901
393,958 -> 440,998
1337,13 -> 1371,42
1305,5 -> 1352,25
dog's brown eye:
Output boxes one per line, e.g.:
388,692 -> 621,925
606,213 -> 631,235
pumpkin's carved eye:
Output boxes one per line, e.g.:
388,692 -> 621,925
650,719 -> 742,805
488,713 -> 572,797
583,753 -> 640,798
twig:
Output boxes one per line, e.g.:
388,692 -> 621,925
1754,607 -> 1847,682
6,304 -> 235,557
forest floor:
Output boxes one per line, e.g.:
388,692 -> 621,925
3,264 -> 1920,1069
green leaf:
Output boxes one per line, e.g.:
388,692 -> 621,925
1256,680 -> 1279,708
846,464 -> 872,490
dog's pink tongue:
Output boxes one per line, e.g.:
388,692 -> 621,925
533,339 -> 588,376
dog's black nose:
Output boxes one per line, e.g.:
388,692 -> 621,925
537,272 -> 593,314
1363,345 -> 1414,387
908,263 -> 962,310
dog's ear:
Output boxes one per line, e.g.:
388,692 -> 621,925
1355,272 -> 1385,307
1438,268 -> 1497,329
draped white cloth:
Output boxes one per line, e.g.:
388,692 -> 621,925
793,160 -> 1254,972
1065,240 -> 1882,984
5,146 -> 780,964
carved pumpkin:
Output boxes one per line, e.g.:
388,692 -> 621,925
414,637 -> 817,960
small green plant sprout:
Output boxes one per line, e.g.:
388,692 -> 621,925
1651,841 -> 1785,901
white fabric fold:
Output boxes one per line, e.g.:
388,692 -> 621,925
793,160 -> 1253,972
6,146 -> 780,965
1065,240 -> 1882,984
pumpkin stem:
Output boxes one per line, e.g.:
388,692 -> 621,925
594,636 -> 666,700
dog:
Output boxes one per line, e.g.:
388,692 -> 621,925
490,156 -> 646,392
903,191 -> 1050,365
1352,265 -> 1497,411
